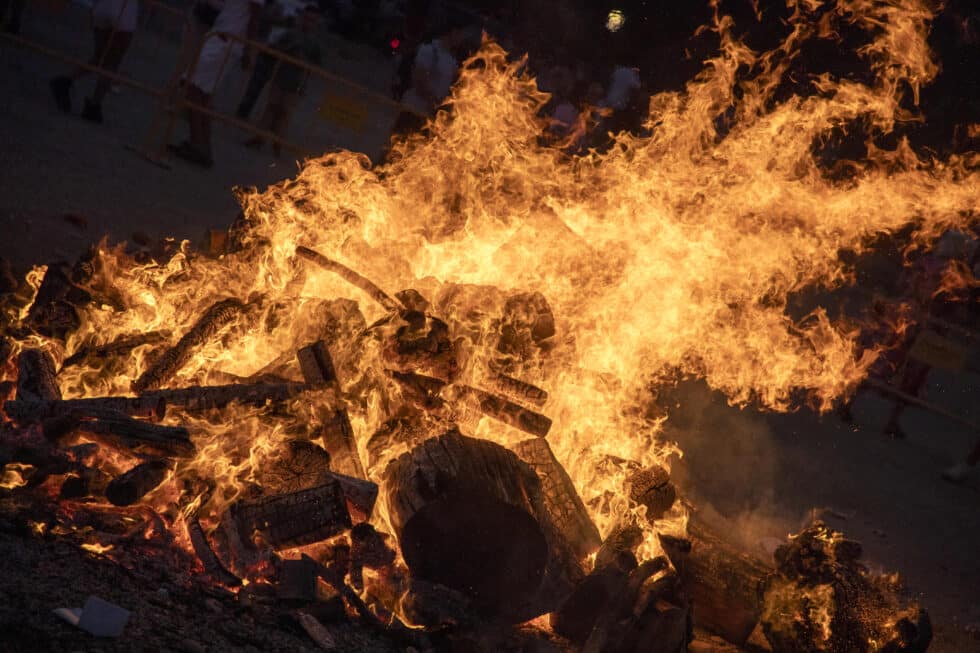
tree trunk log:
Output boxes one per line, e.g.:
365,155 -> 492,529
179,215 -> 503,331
140,382 -> 319,412
318,409 -> 364,479
16,349 -> 61,401
383,429 -> 575,622
454,385 -> 552,437
658,521 -> 771,646
3,395 -> 166,423
132,298 -> 248,393
512,437 -> 601,560
233,478 -> 351,550
105,459 -> 172,506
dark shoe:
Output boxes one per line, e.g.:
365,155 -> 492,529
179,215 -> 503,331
168,141 -> 213,168
81,98 -> 103,124
50,76 -> 72,113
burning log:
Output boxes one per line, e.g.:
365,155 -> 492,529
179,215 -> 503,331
300,553 -> 388,630
297,340 -> 339,387
140,382 -> 318,412
61,331 -> 169,369
105,459 -> 172,506
188,519 -> 242,586
383,429 -> 570,621
318,409 -> 365,479
454,384 -> 552,437
658,520 -> 771,646
551,545 -> 638,644
295,246 -> 403,313
349,522 -> 396,589
3,395 -> 166,423
627,465 -> 677,522
16,348 -> 61,401
132,298 -> 249,393
233,478 -> 352,549
332,471 -> 378,522
71,413 -> 194,457
24,262 -> 86,338
58,466 -> 112,499
259,439 -> 332,493
487,371 -> 548,407
512,437 -> 601,559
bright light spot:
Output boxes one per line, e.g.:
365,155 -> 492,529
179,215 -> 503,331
390,38 -> 400,50
606,9 -> 626,32
0,464 -> 33,489
81,542 -> 114,555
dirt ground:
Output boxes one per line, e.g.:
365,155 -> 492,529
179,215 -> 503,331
1,4 -> 979,653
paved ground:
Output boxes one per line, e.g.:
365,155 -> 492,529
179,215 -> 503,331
1,4 -> 979,653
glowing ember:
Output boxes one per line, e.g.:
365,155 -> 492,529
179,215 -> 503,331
1,463 -> 33,489
81,542 -> 114,556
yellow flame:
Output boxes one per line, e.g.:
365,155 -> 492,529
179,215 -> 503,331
0,463 -> 33,489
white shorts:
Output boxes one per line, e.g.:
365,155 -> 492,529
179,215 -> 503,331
92,0 -> 138,33
188,33 -> 241,95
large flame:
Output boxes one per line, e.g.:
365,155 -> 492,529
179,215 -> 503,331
3,0 -> 977,560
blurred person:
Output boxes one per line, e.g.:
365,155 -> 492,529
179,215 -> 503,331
235,0 -> 298,120
49,0 -> 140,123
169,0 -> 262,167
242,2 -> 322,157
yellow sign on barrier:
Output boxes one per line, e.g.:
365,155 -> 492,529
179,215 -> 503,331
318,92 -> 369,133
908,329 -> 968,371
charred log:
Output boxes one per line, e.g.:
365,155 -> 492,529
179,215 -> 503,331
24,262 -> 86,338
105,459 -> 172,506
258,439 -> 332,494
61,331 -> 169,369
71,413 -> 194,457
487,371 -> 548,407
627,465 -> 677,522
331,471 -> 378,522
233,478 -> 351,550
297,340 -> 338,387
318,409 -> 364,479
551,547 -> 637,644
16,349 -> 61,401
140,382 -> 317,412
188,519 -> 242,586
295,246 -> 402,313
132,298 -> 249,393
3,395 -> 166,423
455,384 -> 552,437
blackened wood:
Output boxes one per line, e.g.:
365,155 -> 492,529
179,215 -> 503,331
234,479 -> 351,550
301,553 -> 387,630
627,465 -> 677,522
330,471 -> 378,522
0,336 -> 12,366
105,459 -> 172,506
295,246 -> 402,313
3,395 -> 166,423
551,554 -> 636,644
61,331 -> 169,369
188,519 -> 242,586
582,557 -> 671,653
318,409 -> 364,479
295,610 -> 339,650
16,349 -> 61,401
73,413 -> 194,457
258,439 -> 332,494
132,298 -> 248,393
59,466 -> 112,499
488,372 -> 548,407
659,521 -> 771,646
297,340 -> 338,386
455,384 -> 552,437
141,382 -> 316,412
512,437 -> 601,560
25,262 -> 87,338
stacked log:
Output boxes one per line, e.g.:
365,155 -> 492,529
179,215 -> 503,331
16,349 -> 61,402
233,478 -> 351,549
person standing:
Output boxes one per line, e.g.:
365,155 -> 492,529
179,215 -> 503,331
49,0 -> 140,123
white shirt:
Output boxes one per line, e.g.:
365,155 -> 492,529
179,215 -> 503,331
213,0 -> 259,37
402,39 -> 458,114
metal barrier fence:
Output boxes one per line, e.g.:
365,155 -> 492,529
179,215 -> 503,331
1,0 -> 421,166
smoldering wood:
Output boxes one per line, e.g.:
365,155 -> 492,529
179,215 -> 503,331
295,610 -> 339,650
297,340 -> 338,386
140,382 -> 319,412
487,371 -> 548,407
582,557 -> 671,653
301,553 -> 387,630
627,465 -> 677,522
258,439 -> 332,494
550,552 -> 636,644
16,349 -> 61,401
512,437 -> 601,560
455,384 -> 552,437
318,409 -> 365,479
594,523 -> 644,570
58,466 -> 112,499
25,262 -> 87,338
387,370 -> 447,411
233,478 -> 352,550
188,519 -> 243,586
330,470 -> 378,523
3,395 -> 166,423
71,413 -> 194,457
383,429 -> 556,622
659,521 -> 771,646
132,298 -> 249,393
61,331 -> 170,370
295,245 -> 403,313
350,523 -> 396,571
105,459 -> 172,506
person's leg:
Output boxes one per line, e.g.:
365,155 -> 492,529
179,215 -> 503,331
237,52 -> 276,119
51,28 -> 112,112
91,31 -> 133,104
882,361 -> 931,438
185,84 -> 213,160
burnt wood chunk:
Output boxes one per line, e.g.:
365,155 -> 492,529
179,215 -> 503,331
16,349 -> 61,401
331,471 -> 378,523
3,396 -> 166,423
188,519 -> 242,586
384,430 -> 558,622
551,553 -> 636,644
105,459 -> 172,506
512,437 -> 601,560
487,372 -> 548,407
140,382 -> 316,412
318,409 -> 364,479
61,331 -> 169,369
455,385 -> 552,437
659,521 -> 771,646
72,413 -> 194,457
132,298 -> 248,393
295,246 -> 402,313
297,340 -> 338,386
627,465 -> 677,522
234,479 -> 351,550
25,262 -> 85,338
258,439 -> 332,494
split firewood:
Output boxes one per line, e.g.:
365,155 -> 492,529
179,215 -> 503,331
381,313 -> 459,382
400,578 -> 474,628
486,371 -> 548,407
659,520 -> 771,646
258,439 -> 332,494
349,522 -> 396,590
16,348 -> 61,401
384,429 -> 569,622
105,459 -> 172,506
140,382 -> 320,412
512,437 -> 601,560
387,369 -> 447,411
296,246 -> 403,313
188,519 -> 243,586
627,465 -> 677,522
301,553 -> 387,630
3,395 -> 166,423
318,409 -> 364,479
331,471 -> 378,522
70,412 -> 194,457
61,331 -> 169,370
582,557 -> 672,653
132,298 -> 250,393
233,479 -> 352,550
453,384 -> 552,437
594,523 -> 644,571
0,336 -> 12,367
297,340 -> 338,387
550,546 -> 638,644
